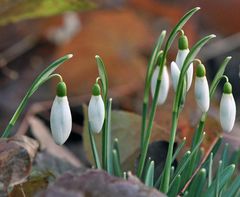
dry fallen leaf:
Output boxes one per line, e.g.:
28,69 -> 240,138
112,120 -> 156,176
0,135 -> 39,191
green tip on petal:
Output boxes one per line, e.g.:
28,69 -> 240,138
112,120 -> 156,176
223,82 -> 232,94
56,81 -> 67,97
92,83 -> 101,96
196,63 -> 206,77
178,34 -> 188,50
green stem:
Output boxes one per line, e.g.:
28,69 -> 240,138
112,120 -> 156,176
88,122 -> 101,169
106,99 -> 113,174
137,78 -> 162,178
160,111 -> 178,192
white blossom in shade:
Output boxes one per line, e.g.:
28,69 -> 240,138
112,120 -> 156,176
151,66 -> 169,105
50,96 -> 72,145
170,61 -> 180,92
88,95 -> 105,133
194,76 -> 210,113
176,49 -> 193,91
220,93 -> 236,132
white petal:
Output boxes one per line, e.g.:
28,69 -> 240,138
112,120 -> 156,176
170,61 -> 180,92
220,94 -> 236,132
176,49 -> 193,91
186,62 -> 193,91
50,96 -> 72,145
88,95 -> 105,133
176,49 -> 189,69
194,76 -> 210,113
151,66 -> 169,105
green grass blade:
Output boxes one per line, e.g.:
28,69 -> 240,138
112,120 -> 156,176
143,157 -> 152,181
113,138 -> 121,163
2,54 -> 72,138
168,175 -> 181,197
144,161 -> 155,187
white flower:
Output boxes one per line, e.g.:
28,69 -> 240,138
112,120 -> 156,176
194,76 -> 210,112
175,49 -> 193,91
151,66 -> 169,105
170,61 -> 180,92
88,95 -> 105,133
50,96 -> 72,145
220,93 -> 236,133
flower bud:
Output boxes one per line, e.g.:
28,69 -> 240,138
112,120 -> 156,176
50,81 -> 72,145
170,61 -> 180,92
151,65 -> 169,105
88,83 -> 105,133
175,34 -> 193,91
194,63 -> 210,112
220,82 -> 236,132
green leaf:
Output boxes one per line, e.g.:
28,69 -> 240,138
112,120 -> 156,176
95,55 -> 108,103
144,161 -> 154,187
168,175 -> 181,197
172,137 -> 186,164
2,54 -> 72,138
221,143 -> 229,168
0,0 -> 95,26
188,168 -> 206,196
204,164 -> 235,197
222,176 -> 240,197
208,153 -> 213,187
112,149 -> 123,177
106,99 -> 113,174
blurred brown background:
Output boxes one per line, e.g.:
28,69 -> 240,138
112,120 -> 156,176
0,0 -> 239,145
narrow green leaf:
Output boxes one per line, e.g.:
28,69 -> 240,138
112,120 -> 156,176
2,54 -> 72,138
168,175 -> 181,197
204,164 -> 235,197
141,30 -> 166,149
229,149 -> 240,166
88,122 -> 101,169
113,138 -> 121,163
208,153 -> 213,187
203,137 -> 223,170
221,143 -> 229,168
143,157 -> 152,181
112,149 -> 123,177
95,55 -> 108,103
222,176 -> 240,197
172,137 -> 186,162
215,161 -> 222,197
188,168 -> 206,197
106,99 -> 113,174
144,161 -> 155,187
170,166 -> 175,180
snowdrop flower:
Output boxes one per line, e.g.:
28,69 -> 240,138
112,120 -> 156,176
220,81 -> 236,132
50,81 -> 72,145
88,83 -> 105,133
171,33 -> 193,91
151,65 -> 169,105
194,63 -> 210,113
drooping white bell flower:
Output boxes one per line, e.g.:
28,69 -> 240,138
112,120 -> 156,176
88,83 -> 105,133
151,65 -> 169,105
172,33 -> 193,91
194,63 -> 210,113
220,82 -> 236,132
170,61 -> 180,92
50,81 -> 72,145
